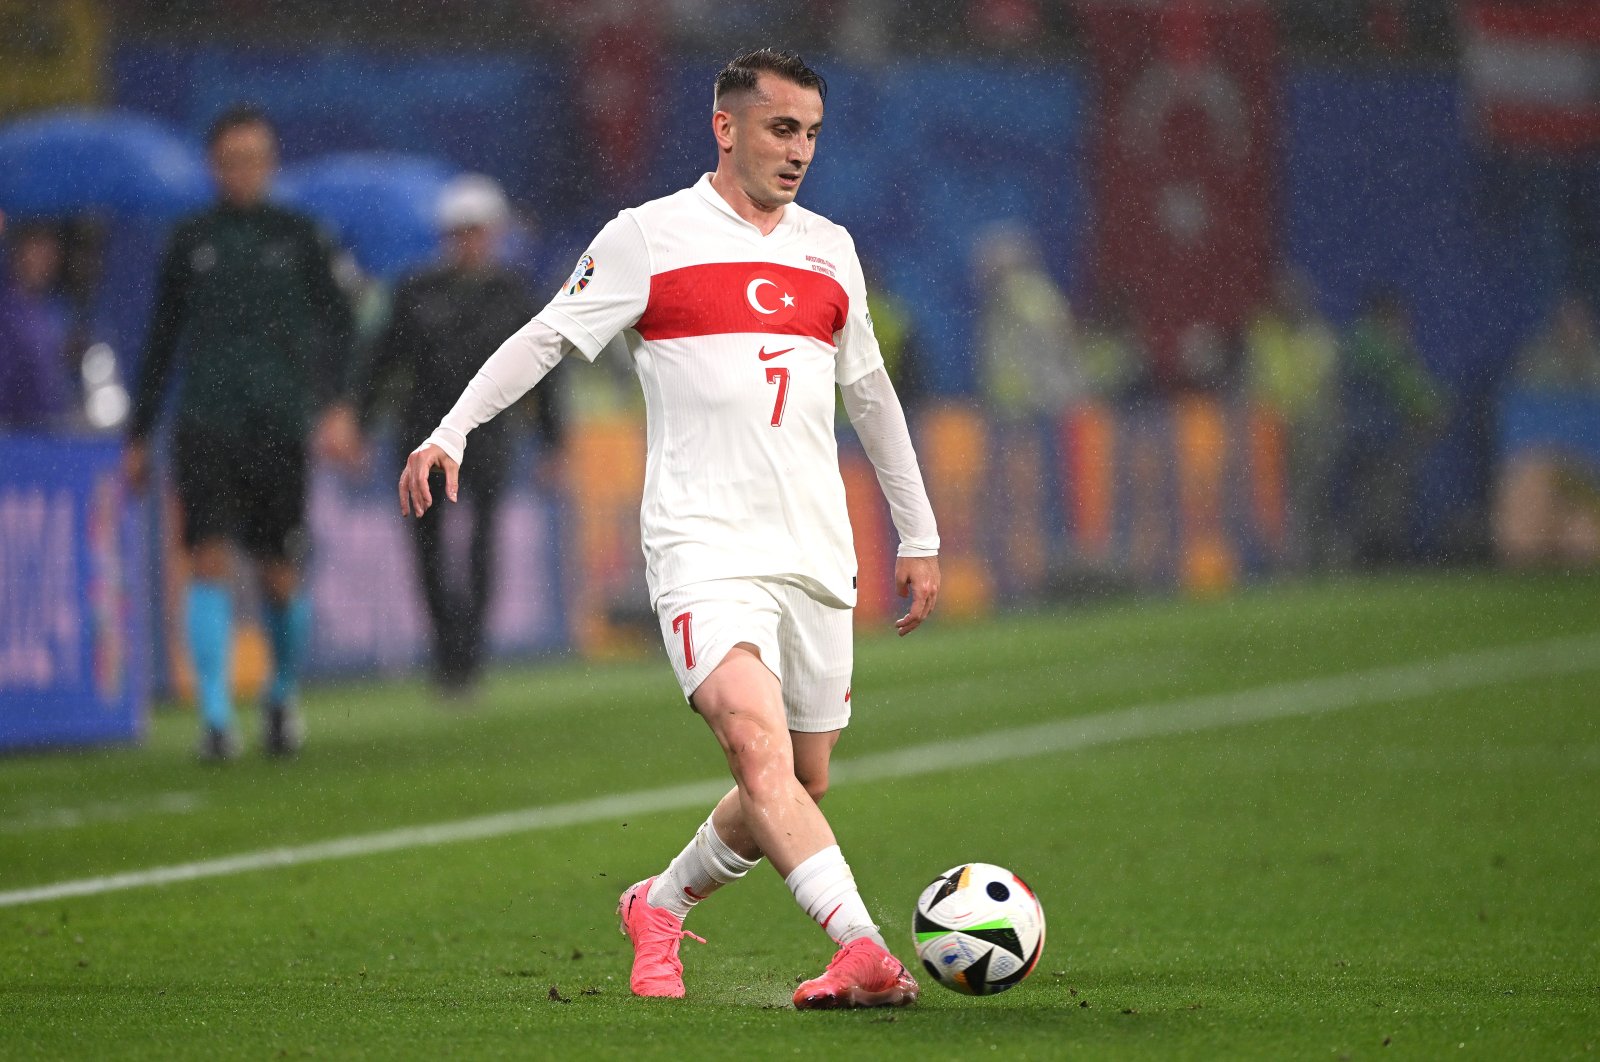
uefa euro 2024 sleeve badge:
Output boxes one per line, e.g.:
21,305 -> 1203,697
566,253 -> 596,295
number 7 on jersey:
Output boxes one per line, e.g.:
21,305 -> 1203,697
765,367 -> 789,427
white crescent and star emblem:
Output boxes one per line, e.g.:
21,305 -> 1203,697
745,277 -> 797,315
741,269 -> 802,327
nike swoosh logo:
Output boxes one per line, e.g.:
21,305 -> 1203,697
758,346 -> 794,361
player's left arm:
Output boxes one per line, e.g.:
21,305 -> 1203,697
841,369 -> 940,636
835,239 -> 940,636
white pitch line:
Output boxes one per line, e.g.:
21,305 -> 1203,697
2,633 -> 1595,910
833,632 -> 1600,785
2,791 -> 205,834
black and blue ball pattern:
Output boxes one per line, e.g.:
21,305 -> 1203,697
912,862 -> 1046,996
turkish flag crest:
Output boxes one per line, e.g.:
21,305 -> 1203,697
743,270 -> 801,328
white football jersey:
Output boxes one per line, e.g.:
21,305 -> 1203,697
535,174 -> 883,609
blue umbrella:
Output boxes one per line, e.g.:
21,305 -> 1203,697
0,109 -> 211,220
276,153 -> 457,279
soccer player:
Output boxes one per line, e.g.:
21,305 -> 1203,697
126,105 -> 354,761
399,48 -> 940,1009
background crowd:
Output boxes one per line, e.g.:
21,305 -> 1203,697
4,0 -> 1600,717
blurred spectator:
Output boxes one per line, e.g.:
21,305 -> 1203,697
124,105 -> 355,761
1513,291 -> 1600,394
333,174 -> 565,699
1174,320 -> 1246,396
1244,270 -> 1339,567
1492,292 -> 1600,568
1330,287 -> 1446,567
1077,291 -> 1142,402
974,222 -> 1082,420
0,222 -> 76,430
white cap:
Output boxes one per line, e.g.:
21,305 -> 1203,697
436,174 -> 510,232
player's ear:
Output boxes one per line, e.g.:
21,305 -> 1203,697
712,108 -> 735,154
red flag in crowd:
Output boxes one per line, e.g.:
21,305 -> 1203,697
1082,0 -> 1279,388
1465,1 -> 1600,151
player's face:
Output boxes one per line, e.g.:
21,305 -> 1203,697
210,123 -> 277,208
723,73 -> 824,211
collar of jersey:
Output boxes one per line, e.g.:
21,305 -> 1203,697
693,173 -> 794,239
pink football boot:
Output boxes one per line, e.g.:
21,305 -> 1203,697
617,877 -> 705,998
792,938 -> 920,1010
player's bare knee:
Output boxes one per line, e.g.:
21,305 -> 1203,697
718,722 -> 794,800
725,726 -> 790,779
795,768 -> 829,804
738,758 -> 799,808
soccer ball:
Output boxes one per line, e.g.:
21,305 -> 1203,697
913,862 -> 1045,996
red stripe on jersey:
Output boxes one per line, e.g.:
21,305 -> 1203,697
638,262 -> 848,343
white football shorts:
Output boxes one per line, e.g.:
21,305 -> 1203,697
654,575 -> 854,733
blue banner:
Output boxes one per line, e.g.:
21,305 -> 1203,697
1499,390 -> 1600,465
0,435 -> 149,750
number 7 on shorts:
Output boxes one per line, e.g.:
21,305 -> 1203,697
672,611 -> 695,670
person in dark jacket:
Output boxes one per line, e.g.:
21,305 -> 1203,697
124,105 -> 354,761
331,175 -> 564,697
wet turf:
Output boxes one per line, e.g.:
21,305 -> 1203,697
3,571 -> 1597,1059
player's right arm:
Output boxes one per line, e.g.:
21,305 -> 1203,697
123,223 -> 195,491
399,319 -> 566,516
399,213 -> 650,517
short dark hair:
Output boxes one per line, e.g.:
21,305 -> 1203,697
714,48 -> 827,108
206,104 -> 275,150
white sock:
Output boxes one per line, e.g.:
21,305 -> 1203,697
647,814 -> 761,921
784,844 -> 884,947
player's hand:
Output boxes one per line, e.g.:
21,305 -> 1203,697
123,440 -> 150,493
399,443 -> 458,517
894,554 -> 940,637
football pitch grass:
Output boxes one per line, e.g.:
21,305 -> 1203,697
3,572 -> 1598,1060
